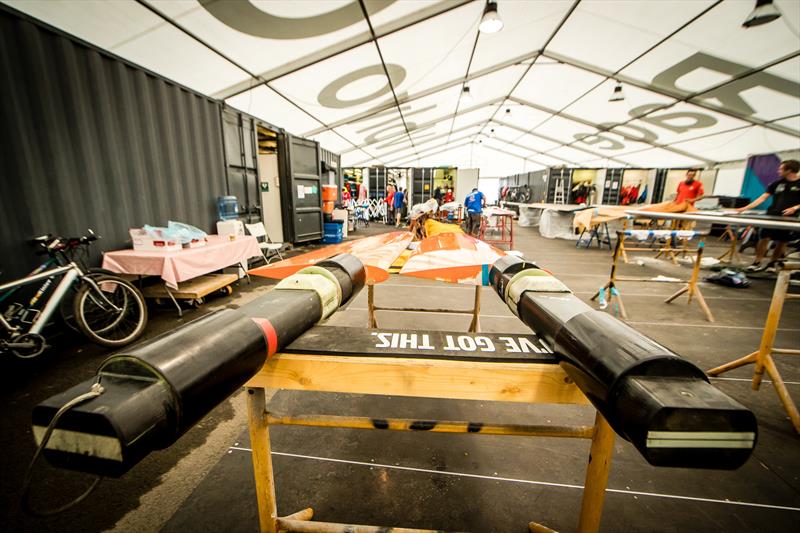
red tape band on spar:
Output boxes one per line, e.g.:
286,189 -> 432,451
251,317 -> 278,357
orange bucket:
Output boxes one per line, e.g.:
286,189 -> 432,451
322,185 -> 337,202
322,200 -> 334,214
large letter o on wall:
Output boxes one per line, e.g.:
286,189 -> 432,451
318,65 -> 407,109
198,0 -> 395,40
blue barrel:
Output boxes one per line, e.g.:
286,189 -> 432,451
323,221 -> 344,244
217,196 -> 238,220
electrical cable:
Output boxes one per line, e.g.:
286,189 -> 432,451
21,381 -> 105,516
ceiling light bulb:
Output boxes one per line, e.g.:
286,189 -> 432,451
743,0 -> 781,27
479,1 -> 504,34
609,82 -> 625,102
504,107 -> 512,119
461,85 -> 473,105
490,128 -> 496,138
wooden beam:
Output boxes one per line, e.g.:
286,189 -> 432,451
246,353 -> 589,405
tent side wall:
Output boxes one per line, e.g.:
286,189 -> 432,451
0,7 -> 227,279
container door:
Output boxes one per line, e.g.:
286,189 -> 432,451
602,169 -> 624,205
221,109 -> 261,222
546,168 -> 573,203
652,169 -> 668,203
412,167 -> 434,205
278,133 -> 323,243
369,167 -> 386,200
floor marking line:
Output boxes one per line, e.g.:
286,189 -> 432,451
572,291 -> 781,302
710,377 -> 800,386
344,307 -> 517,319
378,284 -> 479,291
341,311 -> 800,331
227,448 -> 800,512
373,286 -> 792,304
541,273 -> 611,278
628,321 -> 800,332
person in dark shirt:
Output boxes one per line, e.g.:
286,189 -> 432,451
433,186 -> 443,206
736,160 -> 800,272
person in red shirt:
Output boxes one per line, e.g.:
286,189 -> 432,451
675,169 -> 704,205
385,184 -> 395,224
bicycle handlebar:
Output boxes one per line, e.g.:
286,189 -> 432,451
30,230 -> 100,256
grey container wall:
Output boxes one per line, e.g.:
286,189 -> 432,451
0,6 -> 227,279
528,170 -> 548,203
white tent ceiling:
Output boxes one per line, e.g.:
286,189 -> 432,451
6,0 -> 799,175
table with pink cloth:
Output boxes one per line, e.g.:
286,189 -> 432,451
102,235 -> 262,289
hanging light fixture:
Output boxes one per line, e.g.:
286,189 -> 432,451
609,81 -> 625,102
461,85 -> 473,105
479,1 -> 504,34
503,107 -> 513,120
489,127 -> 496,138
742,0 -> 781,27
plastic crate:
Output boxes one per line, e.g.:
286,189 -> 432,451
322,222 -> 344,244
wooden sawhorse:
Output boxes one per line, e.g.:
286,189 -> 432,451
245,347 -> 614,533
592,232 -> 714,322
716,226 -> 743,264
617,220 -> 692,265
707,263 -> 800,433
576,216 -> 613,250
367,283 -> 482,332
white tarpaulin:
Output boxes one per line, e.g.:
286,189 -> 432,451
5,0 -> 798,176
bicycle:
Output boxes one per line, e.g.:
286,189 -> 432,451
0,231 -> 148,358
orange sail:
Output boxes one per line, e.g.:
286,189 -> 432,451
399,232 -> 506,285
249,231 -> 413,285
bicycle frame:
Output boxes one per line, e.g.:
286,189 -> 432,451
0,258 -> 57,305
0,264 -> 79,335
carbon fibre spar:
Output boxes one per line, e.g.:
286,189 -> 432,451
31,254 -> 365,477
489,255 -> 757,469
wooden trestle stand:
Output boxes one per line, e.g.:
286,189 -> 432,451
244,327 -> 615,533
617,220 -> 691,265
716,226 -> 742,264
592,232 -> 714,322
367,283 -> 482,332
707,263 -> 800,433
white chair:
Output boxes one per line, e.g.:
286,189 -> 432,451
245,222 -> 284,264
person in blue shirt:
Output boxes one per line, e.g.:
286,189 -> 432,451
464,187 -> 485,236
394,188 -> 406,227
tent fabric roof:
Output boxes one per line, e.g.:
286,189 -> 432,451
7,0 -> 799,175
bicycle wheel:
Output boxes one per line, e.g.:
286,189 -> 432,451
60,268 -> 115,332
73,276 -> 148,347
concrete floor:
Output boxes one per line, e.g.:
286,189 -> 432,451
2,223 -> 799,532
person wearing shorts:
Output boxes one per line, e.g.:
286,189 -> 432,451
736,160 -> 800,272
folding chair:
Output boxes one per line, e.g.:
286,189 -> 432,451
244,222 -> 284,264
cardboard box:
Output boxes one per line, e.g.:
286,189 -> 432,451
184,238 -> 207,249
129,228 -> 181,252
